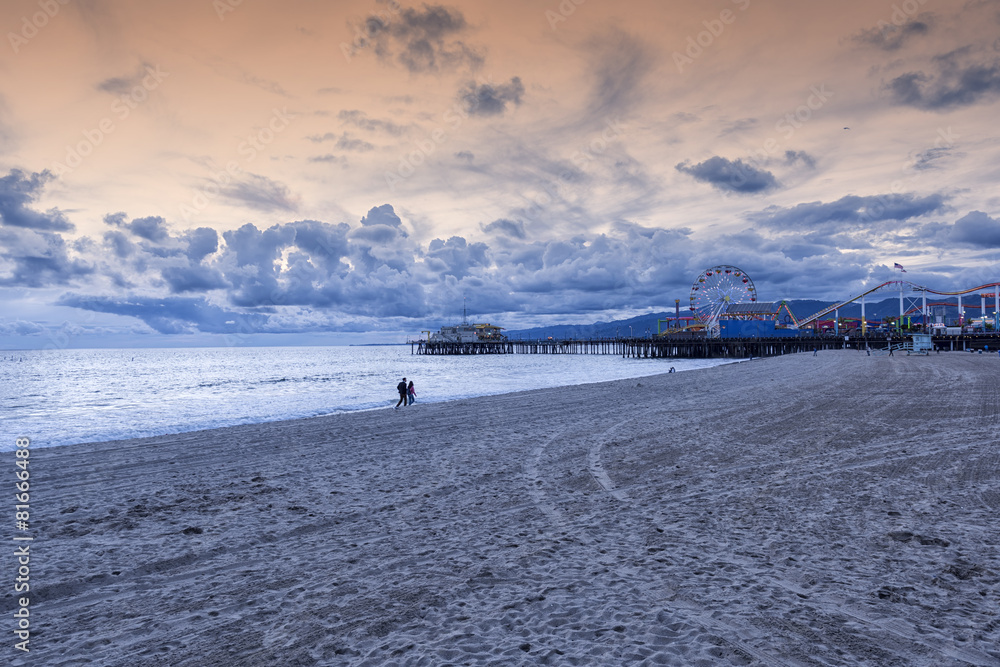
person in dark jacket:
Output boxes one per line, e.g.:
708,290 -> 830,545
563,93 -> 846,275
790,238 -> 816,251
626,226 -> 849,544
395,377 -> 408,409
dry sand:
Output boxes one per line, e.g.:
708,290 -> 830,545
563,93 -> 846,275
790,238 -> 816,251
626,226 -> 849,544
14,350 -> 1000,666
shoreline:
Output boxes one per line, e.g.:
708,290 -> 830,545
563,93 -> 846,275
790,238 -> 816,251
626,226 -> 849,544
24,350 -> 1000,665
31,360 -> 717,454
13,354 -> 741,451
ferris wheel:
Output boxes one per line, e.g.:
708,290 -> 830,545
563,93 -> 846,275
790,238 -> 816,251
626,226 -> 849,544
689,265 -> 757,325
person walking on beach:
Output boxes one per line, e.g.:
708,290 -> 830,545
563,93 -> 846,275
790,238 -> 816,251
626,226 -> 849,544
407,380 -> 416,405
395,377 -> 408,409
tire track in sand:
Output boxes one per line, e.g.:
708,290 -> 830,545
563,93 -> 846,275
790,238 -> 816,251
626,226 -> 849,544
580,358 -> 1000,667
524,407 -> 801,667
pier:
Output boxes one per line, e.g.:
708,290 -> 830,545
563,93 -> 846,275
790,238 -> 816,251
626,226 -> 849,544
414,338 -> 622,355
412,334 -> 1000,358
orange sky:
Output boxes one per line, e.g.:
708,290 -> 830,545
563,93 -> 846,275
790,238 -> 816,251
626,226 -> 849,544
2,0 -> 1000,344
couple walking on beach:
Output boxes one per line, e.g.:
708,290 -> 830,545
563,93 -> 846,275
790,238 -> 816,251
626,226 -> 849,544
395,377 -> 416,409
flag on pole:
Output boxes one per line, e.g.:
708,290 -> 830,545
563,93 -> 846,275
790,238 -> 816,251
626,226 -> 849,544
894,263 -> 907,272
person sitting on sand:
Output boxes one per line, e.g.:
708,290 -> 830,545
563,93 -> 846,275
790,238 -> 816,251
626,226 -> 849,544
407,380 -> 416,405
395,377 -> 408,409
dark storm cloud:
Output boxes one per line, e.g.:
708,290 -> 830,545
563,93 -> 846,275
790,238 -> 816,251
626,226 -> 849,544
425,236 -> 488,279
103,230 -> 135,259
96,216 -> 224,293
103,211 -> 127,227
220,173 -> 297,213
777,242 -> 833,261
218,225 -> 290,304
348,224 -> 413,275
349,224 -> 401,245
128,216 -> 170,242
104,212 -> 198,249
0,170 -> 73,232
0,227 -> 92,287
752,193 -> 948,229
460,77 -> 524,117
218,222 -> 345,308
363,4 -> 483,73
199,209 -> 418,315
676,156 -> 780,194
949,210 -> 1000,247
503,235 -> 641,298
480,218 -> 526,239
185,227 -> 219,261
57,294 -> 268,335
360,204 -> 403,228
24,182 -> 985,336
884,48 -> 1000,110
162,265 -> 229,293
852,15 -> 932,51
36,214 -> 875,330
132,209 -> 406,313
223,222 -> 295,270
287,220 -> 351,269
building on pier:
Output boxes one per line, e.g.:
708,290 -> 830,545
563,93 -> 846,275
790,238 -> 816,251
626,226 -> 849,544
717,301 -> 802,338
426,302 -> 506,343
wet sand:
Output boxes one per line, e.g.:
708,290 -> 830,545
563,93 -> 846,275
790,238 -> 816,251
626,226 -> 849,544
17,350 -> 1000,665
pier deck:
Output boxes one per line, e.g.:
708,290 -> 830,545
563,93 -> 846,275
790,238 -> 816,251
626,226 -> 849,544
412,335 -> 1000,358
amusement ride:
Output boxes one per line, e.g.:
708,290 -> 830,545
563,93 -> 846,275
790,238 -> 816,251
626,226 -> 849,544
674,264 -> 1000,337
689,265 -> 758,336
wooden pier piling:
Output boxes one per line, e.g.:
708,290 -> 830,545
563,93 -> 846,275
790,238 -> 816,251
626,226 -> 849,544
412,334 -> 997,358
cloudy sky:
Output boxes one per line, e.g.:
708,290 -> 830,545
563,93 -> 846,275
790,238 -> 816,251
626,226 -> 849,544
2,0 -> 1000,347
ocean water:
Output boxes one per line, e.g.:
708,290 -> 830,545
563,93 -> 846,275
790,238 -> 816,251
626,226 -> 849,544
0,346 -> 735,450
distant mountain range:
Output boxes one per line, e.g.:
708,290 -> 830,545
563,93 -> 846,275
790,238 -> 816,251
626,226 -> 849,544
503,297 -> 979,339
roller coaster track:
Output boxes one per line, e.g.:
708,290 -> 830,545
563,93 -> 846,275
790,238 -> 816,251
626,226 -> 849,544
903,301 -> 991,317
829,302 -> 993,320
796,280 -> 1000,328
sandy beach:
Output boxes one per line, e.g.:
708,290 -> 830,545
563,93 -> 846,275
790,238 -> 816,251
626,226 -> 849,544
15,350 -> 1000,666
